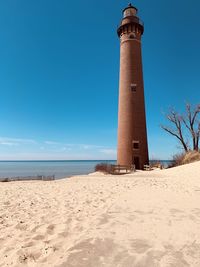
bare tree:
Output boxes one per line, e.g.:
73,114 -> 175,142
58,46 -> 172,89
181,104 -> 200,151
161,104 -> 200,152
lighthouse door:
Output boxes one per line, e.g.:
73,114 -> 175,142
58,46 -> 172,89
133,156 -> 140,169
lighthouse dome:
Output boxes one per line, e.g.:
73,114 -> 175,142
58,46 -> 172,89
123,3 -> 137,18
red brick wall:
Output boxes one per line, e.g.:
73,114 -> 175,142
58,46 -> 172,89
117,17 -> 149,169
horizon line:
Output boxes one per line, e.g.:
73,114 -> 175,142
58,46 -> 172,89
0,159 -> 172,162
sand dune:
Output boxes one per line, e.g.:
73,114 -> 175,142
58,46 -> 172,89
0,161 -> 200,266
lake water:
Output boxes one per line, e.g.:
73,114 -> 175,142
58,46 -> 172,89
0,160 -> 172,179
0,160 -> 116,179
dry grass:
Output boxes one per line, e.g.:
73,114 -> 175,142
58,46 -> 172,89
150,160 -> 163,169
169,151 -> 200,168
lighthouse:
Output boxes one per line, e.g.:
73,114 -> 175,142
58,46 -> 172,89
117,3 -> 149,169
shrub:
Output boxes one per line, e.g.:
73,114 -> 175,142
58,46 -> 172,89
168,153 -> 185,168
95,163 -> 113,174
0,178 -> 9,182
168,151 -> 200,168
150,160 -> 163,169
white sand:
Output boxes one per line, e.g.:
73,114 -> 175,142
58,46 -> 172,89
0,162 -> 200,266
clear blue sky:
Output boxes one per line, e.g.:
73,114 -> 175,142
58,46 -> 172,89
0,0 -> 199,160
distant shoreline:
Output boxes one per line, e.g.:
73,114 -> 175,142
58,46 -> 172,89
0,159 -> 172,162
0,159 -> 116,162
0,160 -> 172,180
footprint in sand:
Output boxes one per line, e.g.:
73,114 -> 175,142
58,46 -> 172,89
160,252 -> 189,267
58,231 -> 68,238
131,239 -> 152,254
30,224 -> 41,233
33,234 -> 45,240
46,224 -> 55,235
22,241 -> 35,248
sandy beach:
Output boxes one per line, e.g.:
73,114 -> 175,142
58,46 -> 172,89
0,162 -> 200,266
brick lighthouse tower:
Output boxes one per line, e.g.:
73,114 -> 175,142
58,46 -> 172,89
117,3 -> 149,169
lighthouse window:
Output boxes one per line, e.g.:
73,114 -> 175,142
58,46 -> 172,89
129,33 -> 136,39
133,141 -> 139,150
131,84 -> 137,92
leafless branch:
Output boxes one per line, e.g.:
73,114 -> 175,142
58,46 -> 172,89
161,103 -> 200,152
